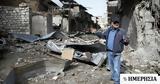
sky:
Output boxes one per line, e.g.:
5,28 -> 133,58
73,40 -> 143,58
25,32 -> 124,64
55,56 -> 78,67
75,0 -> 106,17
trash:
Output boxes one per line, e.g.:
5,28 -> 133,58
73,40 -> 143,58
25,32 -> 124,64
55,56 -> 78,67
12,31 -> 68,43
91,52 -> 107,66
66,43 -> 105,53
40,31 -> 68,40
40,32 -> 56,40
0,37 -> 6,50
61,48 -> 75,60
52,76 -> 59,80
12,33 -> 39,42
15,58 -> 23,65
46,40 -> 64,54
74,51 -> 92,62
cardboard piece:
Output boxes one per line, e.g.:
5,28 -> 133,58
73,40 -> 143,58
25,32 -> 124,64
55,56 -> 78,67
61,48 -> 75,60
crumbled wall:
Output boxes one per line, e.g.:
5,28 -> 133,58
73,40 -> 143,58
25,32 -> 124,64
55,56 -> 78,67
119,0 -> 160,65
0,6 -> 30,34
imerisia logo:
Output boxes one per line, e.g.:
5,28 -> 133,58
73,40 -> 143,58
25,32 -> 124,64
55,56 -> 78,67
120,74 -> 160,84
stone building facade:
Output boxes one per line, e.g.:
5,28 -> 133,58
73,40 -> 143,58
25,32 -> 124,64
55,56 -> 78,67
118,0 -> 160,65
0,6 -> 30,34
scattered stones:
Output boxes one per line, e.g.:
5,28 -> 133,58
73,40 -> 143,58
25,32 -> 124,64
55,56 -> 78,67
149,61 -> 159,67
134,69 -> 142,73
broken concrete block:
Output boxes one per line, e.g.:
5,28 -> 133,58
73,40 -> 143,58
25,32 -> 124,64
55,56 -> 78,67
46,40 -> 63,54
61,48 -> 75,60
91,52 -> 107,66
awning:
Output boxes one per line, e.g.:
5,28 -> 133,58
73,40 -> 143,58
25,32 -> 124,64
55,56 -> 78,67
51,0 -> 63,7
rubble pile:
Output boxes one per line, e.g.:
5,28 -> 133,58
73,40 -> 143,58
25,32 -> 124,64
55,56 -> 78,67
0,31 -> 111,84
121,60 -> 160,74
119,0 -> 160,65
0,28 -> 159,84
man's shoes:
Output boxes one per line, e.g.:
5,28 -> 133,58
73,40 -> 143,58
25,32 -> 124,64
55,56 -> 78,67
106,67 -> 110,71
110,78 -> 114,81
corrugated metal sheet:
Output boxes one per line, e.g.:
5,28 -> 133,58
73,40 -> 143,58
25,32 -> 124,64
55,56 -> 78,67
51,0 -> 63,7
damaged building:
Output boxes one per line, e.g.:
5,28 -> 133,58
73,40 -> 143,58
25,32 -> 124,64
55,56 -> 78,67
0,0 -> 62,35
60,0 -> 94,33
1,0 -> 160,84
0,0 -> 106,84
106,0 -> 119,23
0,0 -> 96,35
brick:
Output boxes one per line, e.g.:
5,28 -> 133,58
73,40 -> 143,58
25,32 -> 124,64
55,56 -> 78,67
0,6 -> 30,34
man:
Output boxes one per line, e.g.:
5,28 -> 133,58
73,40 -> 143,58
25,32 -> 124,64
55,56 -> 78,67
103,15 -> 129,84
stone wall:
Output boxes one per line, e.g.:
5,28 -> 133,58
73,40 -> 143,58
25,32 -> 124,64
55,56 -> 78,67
0,6 -> 30,34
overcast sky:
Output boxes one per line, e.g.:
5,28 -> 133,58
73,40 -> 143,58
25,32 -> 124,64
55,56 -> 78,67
75,0 -> 106,17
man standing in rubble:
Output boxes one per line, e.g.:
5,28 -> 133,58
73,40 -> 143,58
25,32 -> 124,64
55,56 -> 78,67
103,15 -> 129,84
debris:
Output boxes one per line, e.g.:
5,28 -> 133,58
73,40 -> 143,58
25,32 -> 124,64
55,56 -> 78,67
91,66 -> 99,72
91,52 -> 107,66
40,32 -> 56,40
61,48 -> 75,60
12,31 -> 68,43
52,76 -> 59,80
40,31 -> 68,40
0,38 -> 7,59
149,61 -> 159,67
15,46 -> 24,53
46,40 -> 64,54
0,37 -> 6,50
15,58 -> 23,65
75,33 -> 99,41
74,51 -> 92,62
120,61 -> 133,73
12,33 -> 39,42
134,69 -> 142,73
66,43 -> 105,53
47,53 -> 63,60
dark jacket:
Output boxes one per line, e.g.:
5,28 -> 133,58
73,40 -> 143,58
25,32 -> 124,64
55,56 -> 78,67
103,27 -> 129,53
